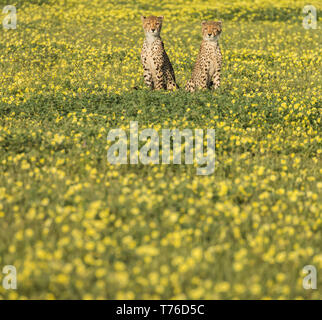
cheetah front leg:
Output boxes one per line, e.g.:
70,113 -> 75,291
143,67 -> 154,89
141,50 -> 154,89
210,66 -> 221,90
195,71 -> 208,91
165,69 -> 178,91
154,65 -> 166,90
185,79 -> 196,92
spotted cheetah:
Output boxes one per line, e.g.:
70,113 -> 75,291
141,15 -> 178,90
185,21 -> 222,92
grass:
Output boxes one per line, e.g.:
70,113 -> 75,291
0,0 -> 321,299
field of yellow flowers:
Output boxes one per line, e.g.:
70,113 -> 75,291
0,0 -> 321,299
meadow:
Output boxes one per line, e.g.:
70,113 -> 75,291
0,0 -> 321,299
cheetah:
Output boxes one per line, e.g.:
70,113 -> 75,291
185,21 -> 222,92
141,15 -> 178,90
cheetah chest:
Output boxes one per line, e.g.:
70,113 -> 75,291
203,44 -> 219,79
145,42 -> 163,81
146,50 -> 157,80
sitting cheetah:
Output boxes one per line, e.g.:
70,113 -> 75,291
185,21 -> 222,92
141,15 -> 178,90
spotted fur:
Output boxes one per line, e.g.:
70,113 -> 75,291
185,21 -> 222,92
141,16 -> 178,90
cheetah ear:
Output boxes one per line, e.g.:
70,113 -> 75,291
141,16 -> 146,22
158,16 -> 164,21
218,21 -> 222,26
201,21 -> 207,25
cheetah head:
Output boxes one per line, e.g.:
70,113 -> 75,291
141,15 -> 163,38
202,21 -> 222,41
